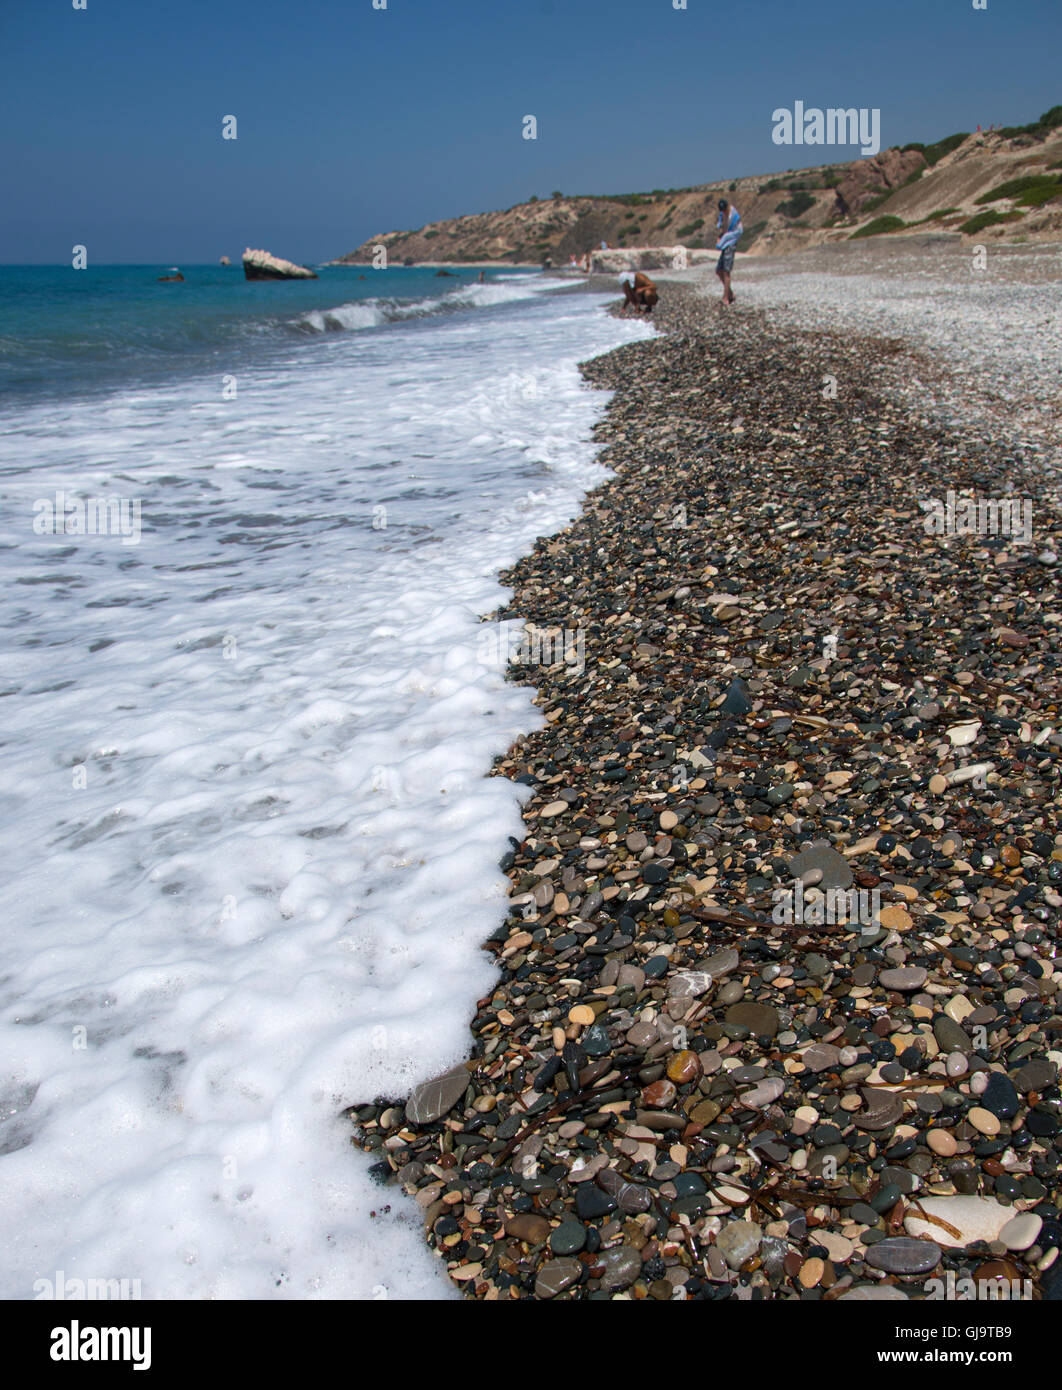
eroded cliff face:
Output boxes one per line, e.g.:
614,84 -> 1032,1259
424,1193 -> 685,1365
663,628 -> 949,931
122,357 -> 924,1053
333,127 -> 1062,265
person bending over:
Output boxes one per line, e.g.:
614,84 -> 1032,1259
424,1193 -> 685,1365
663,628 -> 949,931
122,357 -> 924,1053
619,270 -> 659,313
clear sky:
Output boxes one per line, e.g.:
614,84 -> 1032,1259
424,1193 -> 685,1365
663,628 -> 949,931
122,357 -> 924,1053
2,0 -> 1059,263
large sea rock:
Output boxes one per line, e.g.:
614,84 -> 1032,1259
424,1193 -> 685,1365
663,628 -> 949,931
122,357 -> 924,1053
242,247 -> 317,280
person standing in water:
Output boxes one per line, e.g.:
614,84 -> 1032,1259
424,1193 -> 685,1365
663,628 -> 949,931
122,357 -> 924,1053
714,197 -> 743,305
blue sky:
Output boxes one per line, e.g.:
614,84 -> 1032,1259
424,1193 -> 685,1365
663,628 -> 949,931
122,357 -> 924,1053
2,0 -> 1059,263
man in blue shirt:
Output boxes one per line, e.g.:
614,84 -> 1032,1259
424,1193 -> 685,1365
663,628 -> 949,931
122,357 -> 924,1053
715,198 -> 743,305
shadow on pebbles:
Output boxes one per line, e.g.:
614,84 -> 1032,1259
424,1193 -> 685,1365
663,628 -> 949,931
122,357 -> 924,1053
348,284 -> 1062,1301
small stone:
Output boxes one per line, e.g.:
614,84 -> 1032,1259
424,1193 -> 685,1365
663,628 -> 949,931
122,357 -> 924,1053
904,1195 -> 1013,1248
788,843 -> 853,891
568,1004 -> 595,1026
799,1257 -> 825,1288
405,1064 -> 469,1125
880,967 -> 928,992
642,1079 -> 677,1108
929,774 -> 948,795
540,801 -> 568,818
721,679 -> 752,716
550,1219 -> 587,1255
506,1213 -> 551,1245
865,1237 -> 941,1276
879,905 -> 913,931
968,1106 -> 1001,1136
535,1257 -> 582,1298
716,1220 -> 762,1269
999,1212 -> 1042,1252
667,1049 -> 703,1084
801,1043 -> 841,1073
725,1002 -> 780,1038
839,1285 -> 909,1301
927,1130 -> 957,1157
597,1245 -> 642,1289
981,1073 -> 1019,1121
742,1078 -> 785,1109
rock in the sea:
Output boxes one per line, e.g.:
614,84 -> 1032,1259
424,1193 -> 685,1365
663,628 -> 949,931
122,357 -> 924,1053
405,1063 -> 469,1125
242,247 -> 318,280
903,1195 -> 1013,1249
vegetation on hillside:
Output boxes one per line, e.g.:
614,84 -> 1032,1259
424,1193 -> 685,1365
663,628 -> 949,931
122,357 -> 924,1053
850,215 -> 906,239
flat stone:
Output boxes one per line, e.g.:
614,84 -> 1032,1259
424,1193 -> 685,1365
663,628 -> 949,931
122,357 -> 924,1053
934,1016 -> 973,1052
716,1220 -> 762,1269
742,1078 -> 785,1109
968,1106 -> 1001,1136
839,1285 -> 909,1301
506,1213 -> 551,1245
787,843 -> 853,892
904,1195 -> 1013,1249
405,1064 -> 469,1125
999,1212 -> 1041,1252
801,1043 -> 841,1073
880,967 -> 928,992
1014,1058 -> 1056,1093
981,1073 -> 1019,1121
701,947 -> 740,980
721,679 -> 752,716
550,1218 -> 587,1255
535,1257 -> 582,1298
725,1002 -> 780,1038
865,1237 -> 941,1276
854,1088 -> 904,1131
597,1244 -> 642,1289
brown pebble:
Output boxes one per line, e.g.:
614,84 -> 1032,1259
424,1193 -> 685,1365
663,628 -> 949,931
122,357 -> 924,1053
667,1049 -> 703,1084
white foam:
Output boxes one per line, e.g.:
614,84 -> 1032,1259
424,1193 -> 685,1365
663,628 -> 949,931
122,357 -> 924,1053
0,289 -> 653,1299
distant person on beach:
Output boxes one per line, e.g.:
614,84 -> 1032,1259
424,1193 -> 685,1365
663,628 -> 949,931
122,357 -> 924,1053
715,198 -> 743,305
619,270 -> 658,313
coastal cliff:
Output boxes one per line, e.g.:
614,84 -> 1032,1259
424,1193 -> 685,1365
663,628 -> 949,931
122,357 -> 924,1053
334,114 -> 1062,265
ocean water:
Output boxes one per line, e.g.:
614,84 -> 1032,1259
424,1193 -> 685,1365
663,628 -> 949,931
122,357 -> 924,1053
0,265 -> 653,1299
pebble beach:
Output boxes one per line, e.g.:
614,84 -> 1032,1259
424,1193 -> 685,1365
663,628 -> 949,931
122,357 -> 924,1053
349,263 -> 1062,1302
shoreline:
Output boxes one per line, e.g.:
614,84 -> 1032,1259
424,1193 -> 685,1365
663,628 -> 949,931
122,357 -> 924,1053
350,281 -> 1062,1301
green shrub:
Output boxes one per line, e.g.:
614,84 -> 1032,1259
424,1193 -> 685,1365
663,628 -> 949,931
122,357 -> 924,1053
905,133 -> 969,166
741,220 -> 768,246
423,229 -> 438,239
861,190 -> 895,213
850,215 -> 906,238
1015,181 -> 1062,207
775,191 -> 816,219
917,207 -> 960,223
998,105 -> 1062,139
976,173 -> 1059,203
676,219 -> 704,237
960,209 -> 1025,234
903,167 -> 925,186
